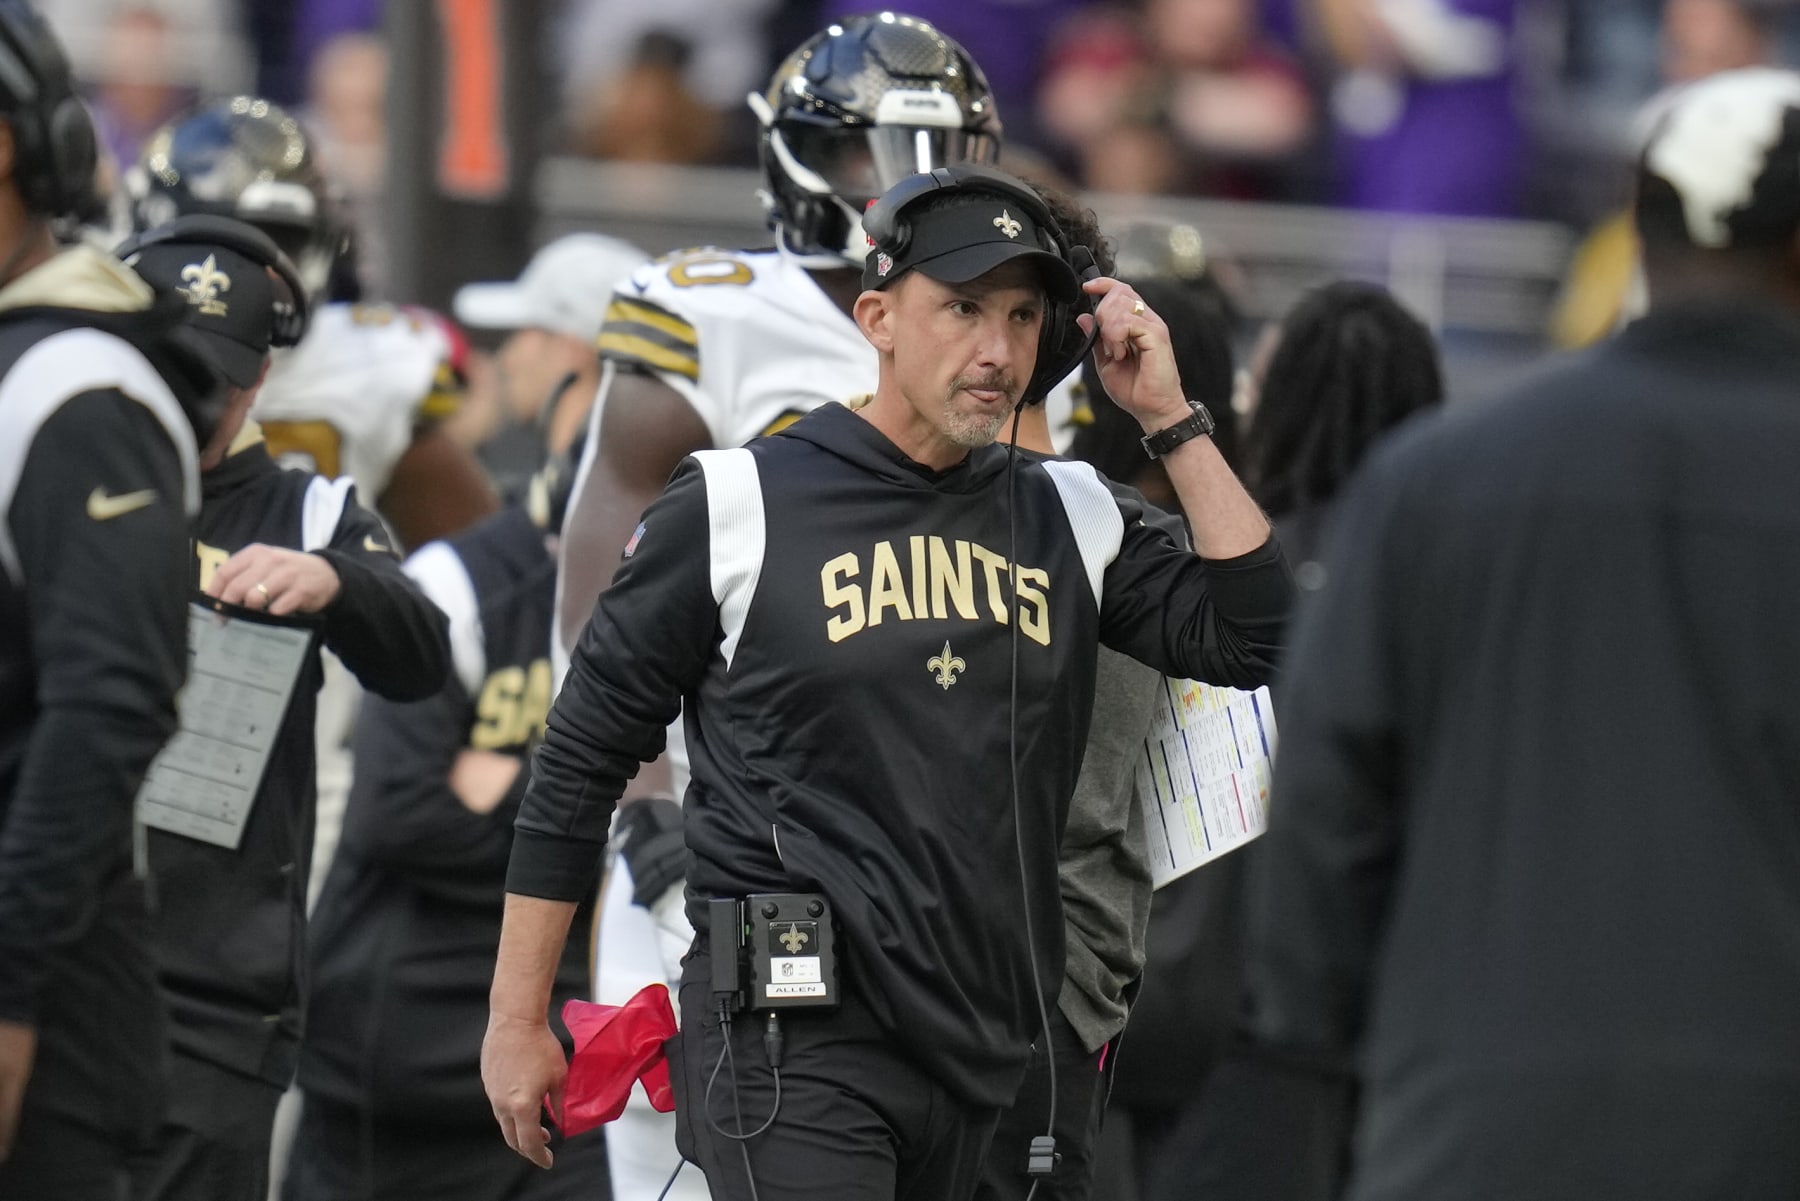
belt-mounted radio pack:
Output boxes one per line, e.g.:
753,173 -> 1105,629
709,892 -> 840,1015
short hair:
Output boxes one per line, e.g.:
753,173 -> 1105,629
1242,281 -> 1443,518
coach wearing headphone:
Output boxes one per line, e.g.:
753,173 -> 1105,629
120,217 -> 450,1201
485,166 -> 1292,1201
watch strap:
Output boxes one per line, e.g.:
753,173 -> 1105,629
1140,402 -> 1216,459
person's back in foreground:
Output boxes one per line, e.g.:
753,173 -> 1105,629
1213,65 -> 1800,1201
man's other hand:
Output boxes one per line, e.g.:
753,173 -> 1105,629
482,1011 -> 567,1168
0,1019 -> 37,1162
207,544 -> 342,616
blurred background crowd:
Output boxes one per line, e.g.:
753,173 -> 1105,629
38,0 -> 1800,396
43,0 -> 1800,219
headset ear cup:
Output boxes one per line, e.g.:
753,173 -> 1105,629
47,98 -> 98,218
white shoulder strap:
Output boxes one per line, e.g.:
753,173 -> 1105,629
0,327 -> 200,583
1041,459 -> 1126,609
691,447 -> 766,670
405,540 -> 486,696
300,474 -> 355,553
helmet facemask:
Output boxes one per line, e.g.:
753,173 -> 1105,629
751,14 -> 1003,266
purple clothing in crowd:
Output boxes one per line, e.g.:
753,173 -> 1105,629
1335,0 -> 1523,217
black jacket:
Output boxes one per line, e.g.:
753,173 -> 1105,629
0,247 -> 219,1140
510,403 -> 1293,1106
300,505 -> 589,1125
1227,300 -> 1800,1201
146,434 -> 448,1087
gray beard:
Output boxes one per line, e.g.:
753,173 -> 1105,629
939,397 -> 1009,449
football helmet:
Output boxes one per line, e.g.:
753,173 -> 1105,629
129,96 -> 345,301
751,13 -> 1002,264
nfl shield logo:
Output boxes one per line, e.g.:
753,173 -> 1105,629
877,253 -> 893,277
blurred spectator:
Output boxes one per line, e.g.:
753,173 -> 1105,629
1664,0 -> 1784,82
573,31 -> 722,163
1037,8 -> 1164,187
304,32 -> 388,291
88,8 -> 195,169
44,0 -> 253,98
1239,280 -> 1445,565
1315,0 -> 1525,215
450,233 -> 650,496
1149,0 -> 1315,197
821,0 -> 1088,147
556,0 -> 775,159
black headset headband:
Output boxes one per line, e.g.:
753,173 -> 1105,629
118,213 -> 312,347
864,164 -> 1100,405
0,1 -> 97,220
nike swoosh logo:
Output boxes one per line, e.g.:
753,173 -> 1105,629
87,487 -> 158,521
363,535 -> 391,553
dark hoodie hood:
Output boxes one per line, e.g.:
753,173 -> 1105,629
772,400 -> 1013,493
0,245 -> 228,446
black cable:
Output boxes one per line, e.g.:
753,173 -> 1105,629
654,1156 -> 688,1201
700,1010 -> 786,1201
1005,403 -> 1059,1178
703,1028 -> 783,1142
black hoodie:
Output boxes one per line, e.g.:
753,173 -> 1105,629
0,246 -> 220,1141
511,402 -> 1293,1105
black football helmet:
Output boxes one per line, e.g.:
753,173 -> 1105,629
128,96 -> 345,301
751,13 -> 1002,264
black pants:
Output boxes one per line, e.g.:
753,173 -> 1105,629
282,1093 -> 613,1201
130,1049 -> 284,1201
0,1105 -> 133,1201
673,953 -> 1001,1201
972,1010 -> 1108,1201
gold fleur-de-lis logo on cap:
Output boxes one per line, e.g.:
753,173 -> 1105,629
928,641 -> 966,690
179,255 -> 231,317
993,210 -> 1022,239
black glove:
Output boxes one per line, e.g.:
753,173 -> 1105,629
614,795 -> 687,910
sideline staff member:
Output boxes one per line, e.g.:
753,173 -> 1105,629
485,166 -> 1293,1200
122,217 -> 450,1201
1197,68 -> 1800,1201
0,3 -> 218,1195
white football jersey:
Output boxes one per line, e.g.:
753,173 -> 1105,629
594,246 -> 1082,452
252,302 -> 458,501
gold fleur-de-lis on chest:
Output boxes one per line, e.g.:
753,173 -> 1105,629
927,641 -> 965,690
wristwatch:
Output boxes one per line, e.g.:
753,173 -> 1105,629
1140,401 -> 1216,459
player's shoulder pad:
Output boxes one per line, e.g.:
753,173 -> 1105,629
597,247 -> 780,384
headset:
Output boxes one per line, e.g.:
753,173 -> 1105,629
0,0 -> 99,221
862,164 -> 1101,406
116,213 -> 313,348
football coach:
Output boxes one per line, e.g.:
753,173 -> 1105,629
483,165 -> 1295,1201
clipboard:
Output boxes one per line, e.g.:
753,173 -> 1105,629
1136,680 -> 1278,888
135,597 -> 319,849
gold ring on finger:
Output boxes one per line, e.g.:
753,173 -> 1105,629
1132,300 -> 1145,316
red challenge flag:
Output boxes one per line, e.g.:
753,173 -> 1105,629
547,982 -> 679,1136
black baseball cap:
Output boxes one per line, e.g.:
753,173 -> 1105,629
864,187 -> 1083,303
127,240 -> 280,388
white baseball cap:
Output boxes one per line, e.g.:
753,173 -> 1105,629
454,233 -> 649,341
